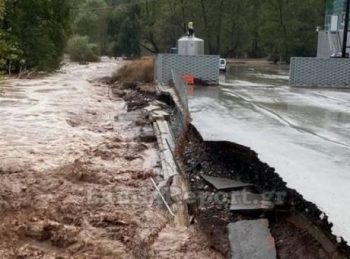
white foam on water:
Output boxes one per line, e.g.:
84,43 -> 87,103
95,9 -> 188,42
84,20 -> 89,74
0,58 -> 124,172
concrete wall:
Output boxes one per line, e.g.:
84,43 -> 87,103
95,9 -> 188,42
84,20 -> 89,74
317,31 -> 340,57
155,54 -> 220,85
325,0 -> 348,30
317,30 -> 350,57
290,57 -> 350,88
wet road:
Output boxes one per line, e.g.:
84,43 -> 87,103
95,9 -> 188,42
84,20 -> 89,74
189,65 -> 350,243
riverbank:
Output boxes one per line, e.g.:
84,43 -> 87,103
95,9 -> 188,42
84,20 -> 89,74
1,57 -> 349,258
0,59 -> 220,258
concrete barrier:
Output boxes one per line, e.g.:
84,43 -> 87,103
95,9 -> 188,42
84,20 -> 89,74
290,57 -> 350,88
155,54 -> 220,85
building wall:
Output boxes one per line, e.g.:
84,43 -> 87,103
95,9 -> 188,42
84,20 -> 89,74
325,0 -> 347,30
317,30 -> 350,57
320,0 -> 350,56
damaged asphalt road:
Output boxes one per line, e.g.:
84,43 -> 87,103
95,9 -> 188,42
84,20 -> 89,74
190,68 -> 350,245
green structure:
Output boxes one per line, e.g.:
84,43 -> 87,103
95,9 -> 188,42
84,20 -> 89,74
325,0 -> 349,30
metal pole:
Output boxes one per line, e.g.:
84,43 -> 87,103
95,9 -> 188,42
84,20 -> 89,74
342,0 -> 350,58
150,177 -> 175,217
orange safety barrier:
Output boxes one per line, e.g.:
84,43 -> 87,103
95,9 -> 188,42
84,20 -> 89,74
182,74 -> 195,85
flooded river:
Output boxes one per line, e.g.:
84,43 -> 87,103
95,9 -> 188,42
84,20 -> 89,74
189,64 -> 350,243
0,58 -> 124,172
0,59 -> 222,258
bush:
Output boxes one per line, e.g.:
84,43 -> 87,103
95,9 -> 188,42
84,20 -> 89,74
3,0 -> 70,71
66,35 -> 100,63
111,57 -> 154,84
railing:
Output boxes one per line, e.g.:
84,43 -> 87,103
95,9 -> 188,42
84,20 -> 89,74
171,69 -> 189,114
170,69 -> 192,140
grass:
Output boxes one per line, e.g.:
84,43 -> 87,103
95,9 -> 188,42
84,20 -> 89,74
112,57 -> 154,84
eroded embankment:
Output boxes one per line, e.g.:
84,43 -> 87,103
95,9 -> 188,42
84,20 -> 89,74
0,61 -> 221,258
0,60 -> 167,258
178,123 -> 350,258
150,85 -> 350,258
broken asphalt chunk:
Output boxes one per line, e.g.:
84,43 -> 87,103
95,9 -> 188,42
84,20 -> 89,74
230,190 -> 274,211
227,219 -> 277,259
201,175 -> 253,190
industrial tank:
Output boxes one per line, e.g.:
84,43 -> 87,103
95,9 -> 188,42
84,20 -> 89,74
177,36 -> 204,56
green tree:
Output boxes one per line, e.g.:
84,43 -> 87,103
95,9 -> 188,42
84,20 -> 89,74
71,0 -> 110,55
66,35 -> 99,62
2,0 -> 70,71
68,0 -> 325,62
116,5 -> 141,56
107,7 -> 125,56
260,0 -> 324,62
0,1 -> 5,19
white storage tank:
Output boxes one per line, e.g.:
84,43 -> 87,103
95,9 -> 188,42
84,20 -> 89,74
177,36 -> 204,56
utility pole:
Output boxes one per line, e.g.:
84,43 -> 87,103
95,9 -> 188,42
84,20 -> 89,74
342,0 -> 350,58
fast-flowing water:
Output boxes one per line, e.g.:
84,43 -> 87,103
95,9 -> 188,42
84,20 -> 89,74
0,58 -> 124,172
189,64 -> 350,243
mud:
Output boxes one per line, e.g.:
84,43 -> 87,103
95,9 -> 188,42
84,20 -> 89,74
0,60 -> 221,258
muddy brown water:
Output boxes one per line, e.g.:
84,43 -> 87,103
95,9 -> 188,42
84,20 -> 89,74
0,59 -> 222,258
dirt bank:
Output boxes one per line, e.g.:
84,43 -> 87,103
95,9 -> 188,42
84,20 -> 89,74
0,59 -> 221,258
178,124 -> 349,258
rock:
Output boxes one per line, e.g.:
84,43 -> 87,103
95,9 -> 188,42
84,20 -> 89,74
227,219 -> 277,259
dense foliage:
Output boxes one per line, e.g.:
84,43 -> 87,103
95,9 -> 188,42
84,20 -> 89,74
70,0 -> 325,62
0,0 -> 70,72
66,35 -> 100,62
0,0 -> 326,71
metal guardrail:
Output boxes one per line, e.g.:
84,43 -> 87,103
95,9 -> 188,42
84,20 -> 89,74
170,69 -> 191,140
171,69 -> 189,113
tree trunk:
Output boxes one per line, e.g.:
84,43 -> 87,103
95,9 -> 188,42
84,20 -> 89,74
145,0 -> 160,53
215,0 -> 225,55
200,0 -> 213,54
277,0 -> 289,61
180,0 -> 187,34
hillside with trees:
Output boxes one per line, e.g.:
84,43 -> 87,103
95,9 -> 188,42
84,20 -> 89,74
0,0 -> 326,72
69,0 -> 325,62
